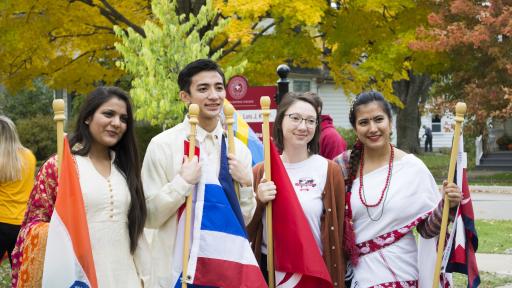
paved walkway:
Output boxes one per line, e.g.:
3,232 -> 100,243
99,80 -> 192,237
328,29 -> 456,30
471,185 -> 512,194
477,253 -> 512,275
470,187 -> 512,281
472,192 -> 512,220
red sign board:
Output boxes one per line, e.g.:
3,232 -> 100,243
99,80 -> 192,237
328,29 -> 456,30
226,76 -> 278,138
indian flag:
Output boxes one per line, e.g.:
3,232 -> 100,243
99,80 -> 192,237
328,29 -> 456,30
42,138 -> 98,288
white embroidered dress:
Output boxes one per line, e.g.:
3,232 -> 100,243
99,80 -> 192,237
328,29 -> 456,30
350,154 -> 440,288
75,154 -> 144,287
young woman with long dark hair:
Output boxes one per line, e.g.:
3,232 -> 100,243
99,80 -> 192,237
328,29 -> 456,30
11,87 -> 148,287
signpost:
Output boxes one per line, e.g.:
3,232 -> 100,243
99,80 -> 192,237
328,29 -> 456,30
226,76 -> 278,138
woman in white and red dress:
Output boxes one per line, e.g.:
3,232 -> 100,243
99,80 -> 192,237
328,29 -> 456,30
334,91 -> 462,288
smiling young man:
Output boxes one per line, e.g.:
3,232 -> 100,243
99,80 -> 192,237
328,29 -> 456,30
141,59 -> 256,287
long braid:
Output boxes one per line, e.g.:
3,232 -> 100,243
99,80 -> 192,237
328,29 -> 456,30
346,140 -> 363,194
343,140 -> 363,266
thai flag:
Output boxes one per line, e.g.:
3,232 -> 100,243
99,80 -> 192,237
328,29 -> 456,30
42,138 -> 98,288
170,138 -> 266,287
442,133 -> 480,288
269,140 -> 333,288
223,99 -> 264,166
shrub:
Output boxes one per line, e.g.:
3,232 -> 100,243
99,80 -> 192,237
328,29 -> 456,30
497,135 -> 512,150
463,134 -> 476,169
16,115 -> 57,161
135,124 -> 163,157
336,127 -> 357,149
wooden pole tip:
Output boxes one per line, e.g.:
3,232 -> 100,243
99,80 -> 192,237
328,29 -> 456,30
189,104 -> 200,117
260,96 -> 271,109
52,99 -> 65,113
455,102 -> 467,115
224,102 -> 235,117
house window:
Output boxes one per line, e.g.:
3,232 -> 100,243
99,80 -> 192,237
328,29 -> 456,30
293,80 -> 311,92
432,115 -> 441,132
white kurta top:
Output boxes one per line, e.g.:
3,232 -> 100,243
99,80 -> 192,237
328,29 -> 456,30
75,154 -> 142,288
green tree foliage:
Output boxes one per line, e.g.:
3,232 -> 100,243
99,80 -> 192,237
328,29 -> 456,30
0,79 -> 57,160
16,115 -> 56,161
0,79 -> 54,122
114,0 -> 245,126
336,127 -> 357,148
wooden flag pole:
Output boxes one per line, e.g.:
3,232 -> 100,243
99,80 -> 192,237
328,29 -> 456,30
432,102 -> 467,288
224,102 -> 240,200
260,96 -> 275,288
52,99 -> 65,173
182,104 -> 199,288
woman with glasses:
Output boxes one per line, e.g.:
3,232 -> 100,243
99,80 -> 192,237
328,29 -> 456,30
247,92 -> 346,287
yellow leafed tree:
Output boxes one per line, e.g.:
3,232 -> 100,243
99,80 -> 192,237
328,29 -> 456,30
0,0 -> 149,93
0,0 -> 331,93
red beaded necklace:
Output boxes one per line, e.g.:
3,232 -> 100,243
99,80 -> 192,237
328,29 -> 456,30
358,143 -> 394,208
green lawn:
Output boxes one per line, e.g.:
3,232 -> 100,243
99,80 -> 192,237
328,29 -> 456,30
416,152 -> 451,183
476,220 -> 512,254
416,152 -> 512,186
415,220 -> 512,254
0,261 -> 10,288
454,272 -> 512,288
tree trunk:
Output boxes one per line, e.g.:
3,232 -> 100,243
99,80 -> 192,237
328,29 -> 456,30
176,0 -> 206,17
393,71 -> 432,153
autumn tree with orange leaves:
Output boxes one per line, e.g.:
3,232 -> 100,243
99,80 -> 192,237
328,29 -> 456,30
411,0 -> 512,139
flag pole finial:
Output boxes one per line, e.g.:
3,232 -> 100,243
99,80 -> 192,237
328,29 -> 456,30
224,103 -> 240,199
455,102 -> 467,119
52,99 -> 65,174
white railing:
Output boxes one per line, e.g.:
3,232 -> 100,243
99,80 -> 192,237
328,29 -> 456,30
475,135 -> 483,166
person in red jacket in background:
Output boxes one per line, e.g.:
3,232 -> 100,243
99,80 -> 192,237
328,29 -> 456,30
304,92 -> 347,159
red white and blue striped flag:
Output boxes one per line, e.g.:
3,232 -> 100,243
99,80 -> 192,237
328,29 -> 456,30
170,138 -> 266,287
42,138 -> 98,288
442,133 -> 480,288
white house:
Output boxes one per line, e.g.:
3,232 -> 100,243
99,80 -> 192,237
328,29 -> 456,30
419,113 -> 455,150
287,69 -> 398,145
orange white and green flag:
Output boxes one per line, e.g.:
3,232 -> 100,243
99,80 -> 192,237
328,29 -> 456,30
42,138 -> 98,288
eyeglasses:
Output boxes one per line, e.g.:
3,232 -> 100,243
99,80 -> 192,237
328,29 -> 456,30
284,113 -> 317,127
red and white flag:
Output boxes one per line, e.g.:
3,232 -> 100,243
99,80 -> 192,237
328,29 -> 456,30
441,133 -> 480,288
269,140 -> 333,288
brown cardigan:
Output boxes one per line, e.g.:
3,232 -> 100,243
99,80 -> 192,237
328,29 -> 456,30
247,159 -> 346,287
